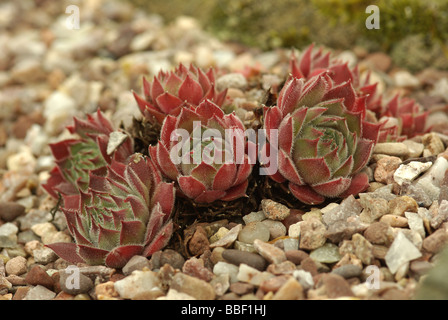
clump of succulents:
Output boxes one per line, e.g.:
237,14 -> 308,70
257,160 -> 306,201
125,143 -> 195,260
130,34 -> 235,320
263,72 -> 380,205
47,153 -> 175,268
133,63 -> 227,125
42,109 -> 134,199
149,99 -> 254,203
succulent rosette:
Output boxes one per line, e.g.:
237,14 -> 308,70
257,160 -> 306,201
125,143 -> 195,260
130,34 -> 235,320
149,99 -> 253,203
377,94 -> 428,141
133,63 -> 227,125
263,73 -> 380,205
290,44 -> 382,113
47,153 -> 175,268
42,109 -> 134,199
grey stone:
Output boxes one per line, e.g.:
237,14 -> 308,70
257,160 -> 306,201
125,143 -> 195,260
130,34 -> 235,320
59,268 -> 94,295
238,222 -> 270,244
0,222 -> 18,248
222,249 -> 267,271
309,243 -> 341,264
385,231 -> 422,274
122,255 -> 150,276
332,264 -> 362,279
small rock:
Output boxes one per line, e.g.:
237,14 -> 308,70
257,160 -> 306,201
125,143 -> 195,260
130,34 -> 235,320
322,195 -> 363,226
229,281 -> 254,295
285,250 -> 309,265
388,196 -> 419,216
209,224 -> 242,248
25,265 -> 54,290
393,161 -> 432,186
393,70 -> 420,88
363,222 -> 394,245
373,142 -> 409,157
238,222 -> 270,244
0,223 -> 18,248
415,157 -> 448,201
405,211 -> 426,238
216,73 -> 247,91
188,226 -> 210,256
261,199 -> 290,221
59,269 -> 94,295
422,133 -> 445,157
282,237 -> 299,251
315,273 -> 354,298
374,156 -> 402,184
5,256 -> 27,276
359,193 -> 389,223
159,249 -> 185,270
253,239 -> 286,265
292,270 -> 314,289
33,247 -> 58,264
352,233 -> 374,265
309,243 -> 341,264
261,219 -> 287,239
122,255 -> 150,276
379,214 -> 408,227
402,140 -> 424,158
23,285 -> 56,300
222,249 -> 267,271
432,200 -> 448,229
171,272 -> 216,300
332,264 -> 363,279
422,227 -> 448,254
213,261 -> 239,283
95,281 -> 119,300
299,218 -> 327,250
114,269 -> 163,300
242,211 -> 266,224
182,257 -> 214,282
0,202 -> 26,222
209,227 -> 229,244
260,274 -> 289,292
237,263 -> 274,286
272,277 -> 304,300
385,231 -> 422,274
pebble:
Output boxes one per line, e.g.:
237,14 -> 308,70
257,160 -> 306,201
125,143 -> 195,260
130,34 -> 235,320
261,219 -> 287,239
331,264 -> 363,279
261,199 -> 290,221
237,222 -> 270,244
415,156 -> 448,201
432,200 -> 448,229
25,265 -> 54,290
182,257 -> 214,282
393,70 -> 420,88
405,211 -> 426,238
33,247 -> 58,264
5,256 -> 27,276
373,142 -> 410,157
402,140 -> 424,158
322,195 -> 363,226
242,211 -> 266,224
23,285 -> 56,300
292,270 -> 314,289
114,269 -> 163,300
0,202 -> 26,222
385,231 -> 422,274
388,196 -> 419,216
374,156 -> 403,185
222,249 -> 267,271
309,243 -> 341,264
187,226 -> 209,256
210,274 -> 230,296
213,261 -> 239,283
209,224 -> 242,248
236,263 -> 274,286
422,227 -> 448,254
272,277 -> 304,300
216,73 -> 248,91
422,133 -> 445,157
170,272 -> 216,300
59,269 -> 94,295
393,161 -> 432,186
229,281 -> 254,295
359,194 -> 389,223
122,255 -> 150,276
0,222 -> 18,248
314,273 -> 354,299
285,250 -> 309,265
363,222 -> 394,245
253,239 -> 286,265
298,218 -> 327,250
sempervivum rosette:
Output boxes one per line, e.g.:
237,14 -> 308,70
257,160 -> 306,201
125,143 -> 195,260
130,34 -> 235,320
42,109 -> 134,199
133,63 -> 227,125
263,73 -> 380,205
47,153 -> 175,268
290,44 -> 383,113
149,99 -> 253,203
377,94 -> 428,142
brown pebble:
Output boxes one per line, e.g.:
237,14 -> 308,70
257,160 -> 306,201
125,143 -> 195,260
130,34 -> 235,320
25,265 -> 54,290
285,250 -> 309,265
